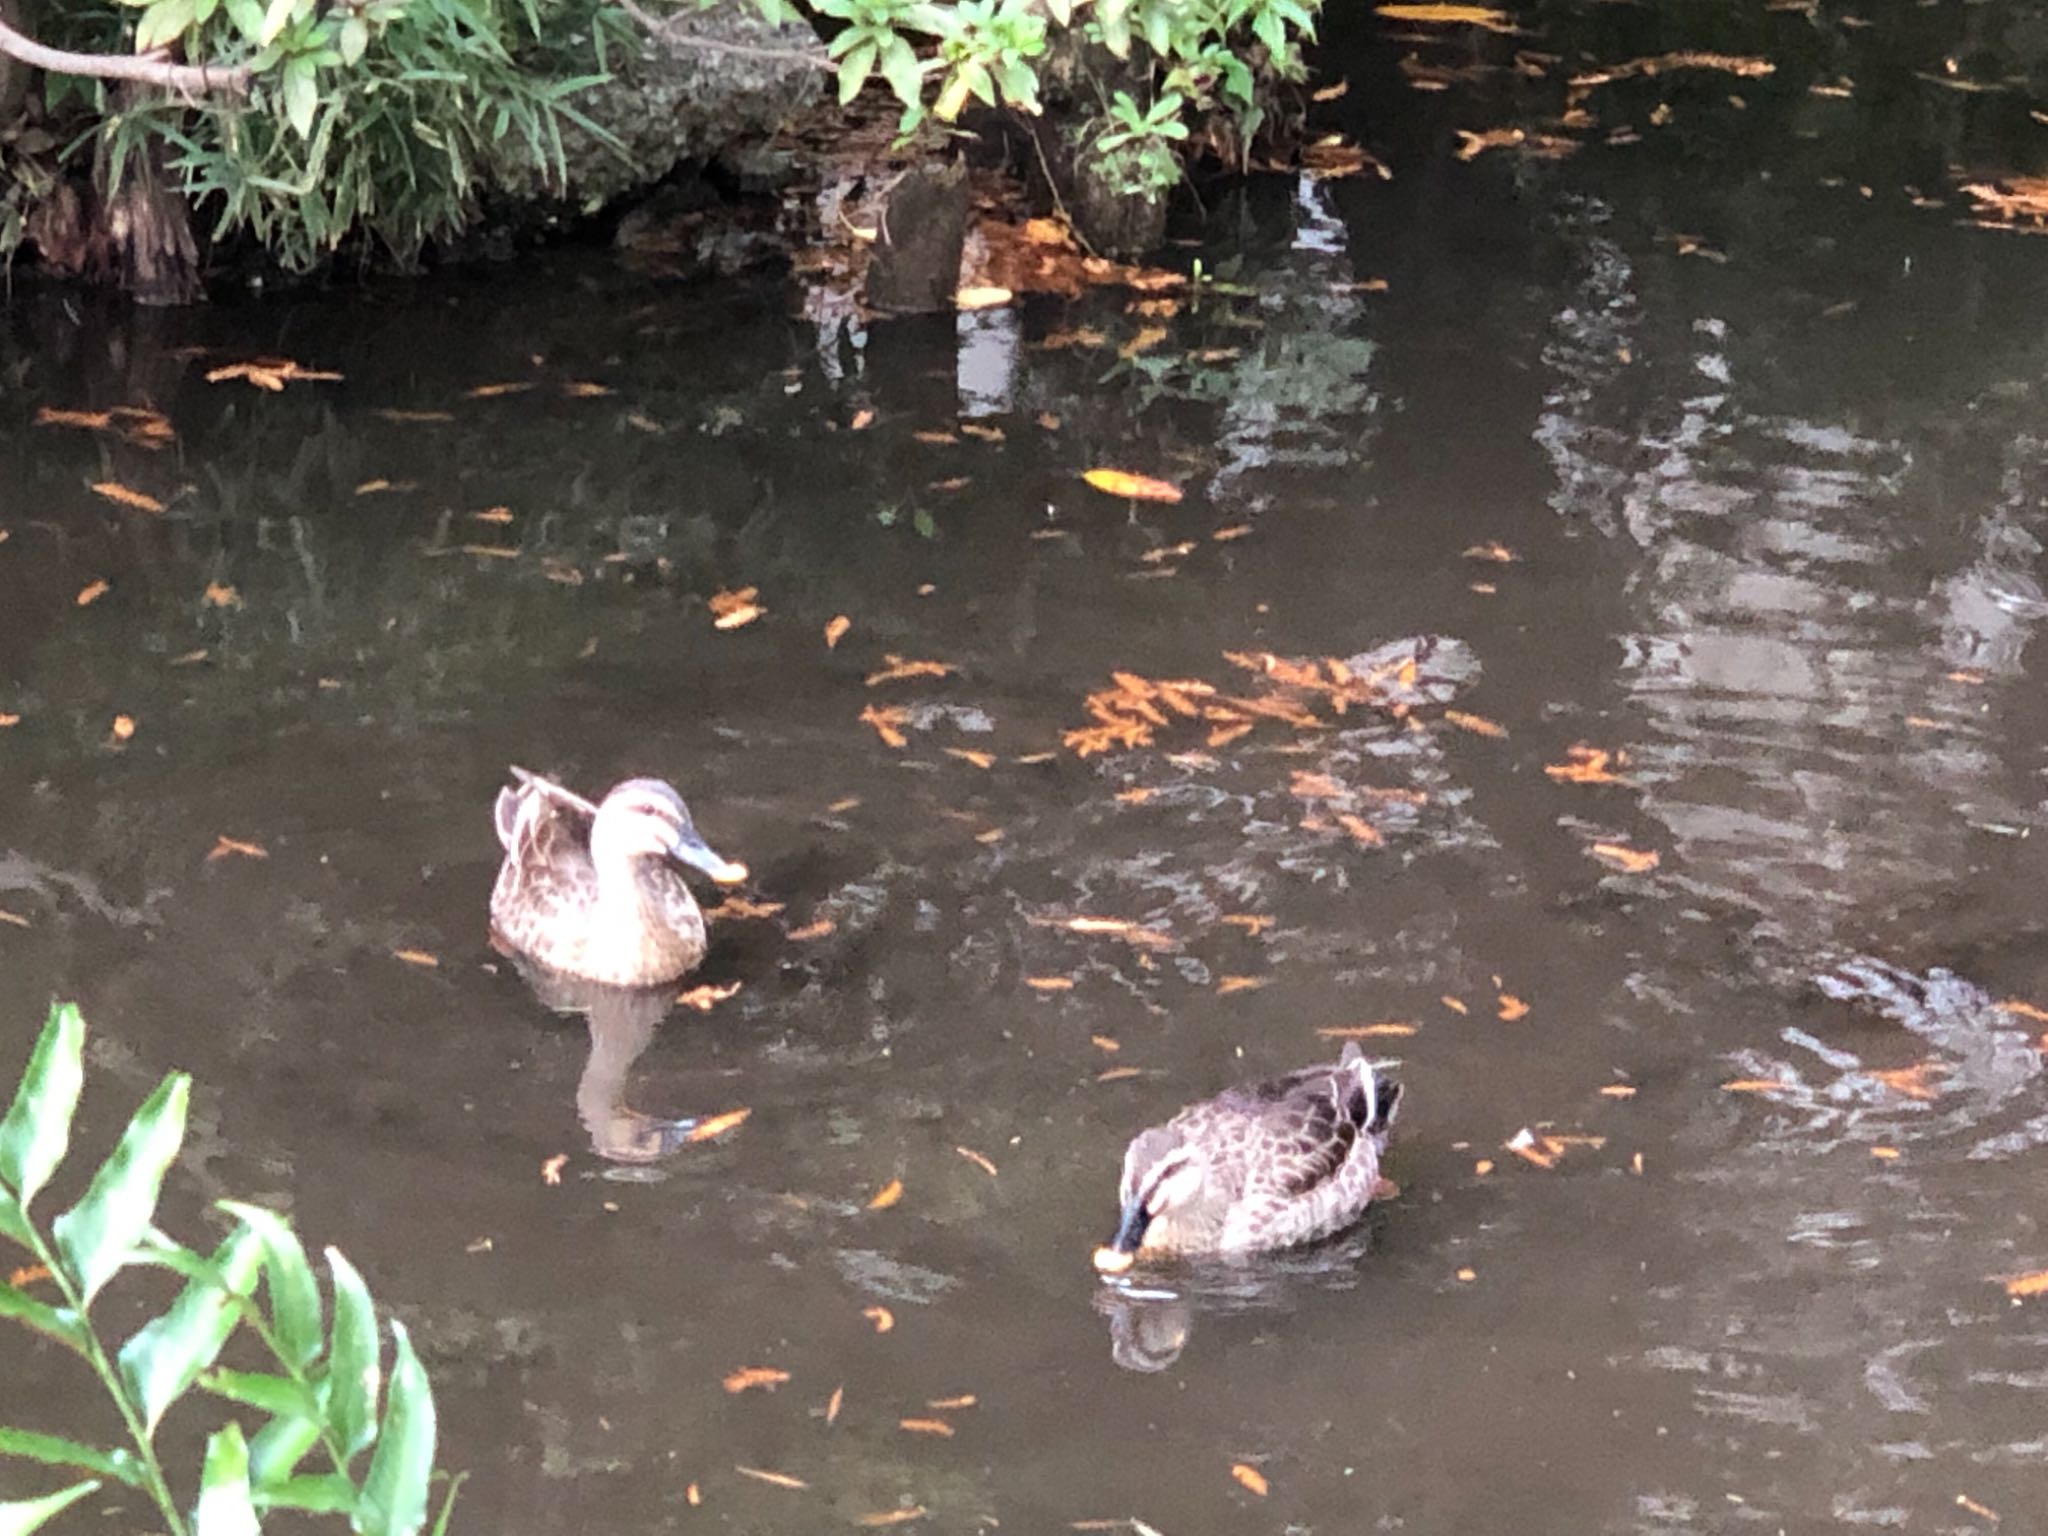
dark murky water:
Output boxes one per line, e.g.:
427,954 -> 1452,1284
9,11 -> 2048,1533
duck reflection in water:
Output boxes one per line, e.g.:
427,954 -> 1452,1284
505,956 -> 713,1169
1093,1284 -> 1196,1372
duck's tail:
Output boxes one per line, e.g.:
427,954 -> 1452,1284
1336,1039 -> 1404,1134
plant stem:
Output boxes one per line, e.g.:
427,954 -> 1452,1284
24,1226 -> 188,1536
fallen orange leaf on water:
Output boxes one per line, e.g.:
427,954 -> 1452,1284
202,582 -> 241,608
1231,1464 -> 1270,1497
562,381 -> 613,398
723,1367 -> 791,1394
866,655 -> 955,686
1082,468 -> 1184,503
1317,1022 -> 1417,1039
1955,1494 -> 2000,1522
392,949 -> 439,967
868,1179 -> 904,1210
0,714 -> 19,728
676,980 -> 744,1011
859,704 -> 911,748
2002,1271 -> 2048,1298
849,408 -> 876,431
541,1154 -> 567,1185
1599,1084 -> 1637,1099
206,836 -> 268,861
1497,994 -> 1530,1021
944,748 -> 995,769
863,1305 -> 895,1333
686,1108 -> 753,1141
1026,976 -> 1075,992
733,1467 -> 808,1490
1223,914 -> 1275,935
1589,843 -> 1659,874
1444,710 -> 1507,738
899,1418 -> 954,1437
90,482 -> 166,513
204,357 -> 342,390
1869,1061 -> 1948,1101
1217,976 -> 1267,994
0,910 -> 33,928
1721,1078 -> 1792,1094
710,587 -> 765,630
1462,540 -> 1519,562
928,1394 -> 977,1409
787,918 -> 835,941
858,1509 -> 928,1527
825,1384 -> 844,1424
825,615 -> 851,649
703,896 -> 780,922
1546,745 -> 1629,784
1997,998 -> 2048,1023
36,407 -> 112,430
76,579 -> 111,606
956,1146 -> 998,1176
1871,1146 -> 1900,1160
466,382 -> 534,399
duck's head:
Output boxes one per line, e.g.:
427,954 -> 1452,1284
1095,1125 -> 1210,1271
590,779 -> 748,886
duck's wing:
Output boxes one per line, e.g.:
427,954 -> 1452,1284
497,771 -> 598,879
1228,1044 -> 1384,1200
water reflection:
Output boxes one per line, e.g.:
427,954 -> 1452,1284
502,956 -> 700,1169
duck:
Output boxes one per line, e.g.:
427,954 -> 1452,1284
490,768 -> 748,988
1093,1041 -> 1402,1270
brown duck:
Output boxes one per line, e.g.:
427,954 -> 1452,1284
1095,1041 -> 1402,1269
490,768 -> 747,988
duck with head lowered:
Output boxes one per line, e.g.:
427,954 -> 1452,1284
490,768 -> 748,989
1094,1041 -> 1402,1271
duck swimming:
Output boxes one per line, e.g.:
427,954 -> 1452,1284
490,768 -> 747,988
1094,1041 -> 1402,1269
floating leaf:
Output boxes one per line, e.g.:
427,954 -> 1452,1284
862,1306 -> 895,1333
391,950 -> 439,968
2000,1270 -> 2048,1298
734,1466 -> 808,1490
206,837 -> 268,861
357,1320 -> 435,1536
52,1072 -> 189,1305
675,981 -> 743,1012
825,1385 -> 844,1424
194,1421 -> 260,1536
955,1146 -> 998,1177
866,656 -> 955,686
1589,843 -> 1659,874
1497,994 -> 1530,1021
686,1108 -> 752,1142
867,1179 -> 904,1210
1546,745 -> 1628,784
1231,1463 -> 1270,1496
898,1418 -> 954,1437
825,615 -> 851,649
74,580 -> 110,606
1082,469 -> 1183,503
0,1004 -> 85,1211
859,704 -> 911,749
90,482 -> 165,513
710,587 -> 765,630
1443,710 -> 1507,738
859,1508 -> 928,1526
723,1367 -> 791,1394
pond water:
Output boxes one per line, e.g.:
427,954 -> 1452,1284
8,10 -> 2048,1534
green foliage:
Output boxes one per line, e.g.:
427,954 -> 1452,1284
0,1002 -> 455,1536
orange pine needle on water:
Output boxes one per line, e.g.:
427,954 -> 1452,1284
709,587 -> 765,630
1589,842 -> 1660,874
899,1418 -> 954,1437
1444,710 -> 1508,738
687,1108 -> 752,1142
1231,1464 -> 1271,1497
1546,745 -> 1629,784
1082,468 -> 1184,503
956,1146 -> 998,1176
868,1179 -> 904,1210
825,1385 -> 844,1424
860,704 -> 911,749
1217,976 -> 1267,995
2001,1271 -> 2048,1298
858,1509 -> 928,1527
675,980 -> 744,1011
206,836 -> 268,861
1026,976 -> 1075,992
723,1367 -> 791,1394
76,579 -> 111,606
825,615 -> 851,649
1462,540 -> 1519,561
1721,1078 -> 1793,1095
392,948 -> 439,967
733,1467 -> 808,1491
866,655 -> 956,686
1316,1022 -> 1417,1039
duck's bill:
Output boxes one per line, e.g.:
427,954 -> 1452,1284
1093,1198 -> 1153,1271
1092,1245 -> 1137,1275
667,832 -> 750,886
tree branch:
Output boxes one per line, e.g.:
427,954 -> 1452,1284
0,13 -> 254,96
614,0 -> 837,73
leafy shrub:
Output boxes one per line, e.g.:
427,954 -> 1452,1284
0,1003 -> 457,1536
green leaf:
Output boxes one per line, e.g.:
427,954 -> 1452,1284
135,0 -> 198,54
0,1191 -> 31,1249
282,57 -> 319,138
338,15 -> 368,64
0,1004 -> 85,1211
0,1428 -> 143,1488
356,1321 -> 435,1536
324,1247 -> 377,1459
251,1472 -> 351,1514
200,1368 -> 315,1418
0,1480 -> 99,1536
195,0 -> 220,23
247,1414 -> 320,1490
878,34 -> 924,109
118,1225 -> 262,1434
257,0 -> 294,46
0,1282 -> 87,1354
837,38 -> 876,105
50,1072 -> 188,1306
194,1423 -> 259,1536
225,0 -> 264,41
934,67 -> 973,120
218,1202 -> 320,1370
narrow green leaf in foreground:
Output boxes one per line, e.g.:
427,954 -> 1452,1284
220,1201 -> 322,1370
0,1004 -> 86,1210
0,1426 -> 144,1487
324,1247 -> 378,1460
0,1479 -> 99,1536
0,1282 -> 87,1354
52,1072 -> 190,1305
119,1225 -> 263,1434
356,1321 -> 435,1536
194,1422 -> 260,1536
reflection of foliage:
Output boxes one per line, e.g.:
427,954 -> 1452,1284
0,1004 -> 457,1536
1114,326 -> 1377,421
